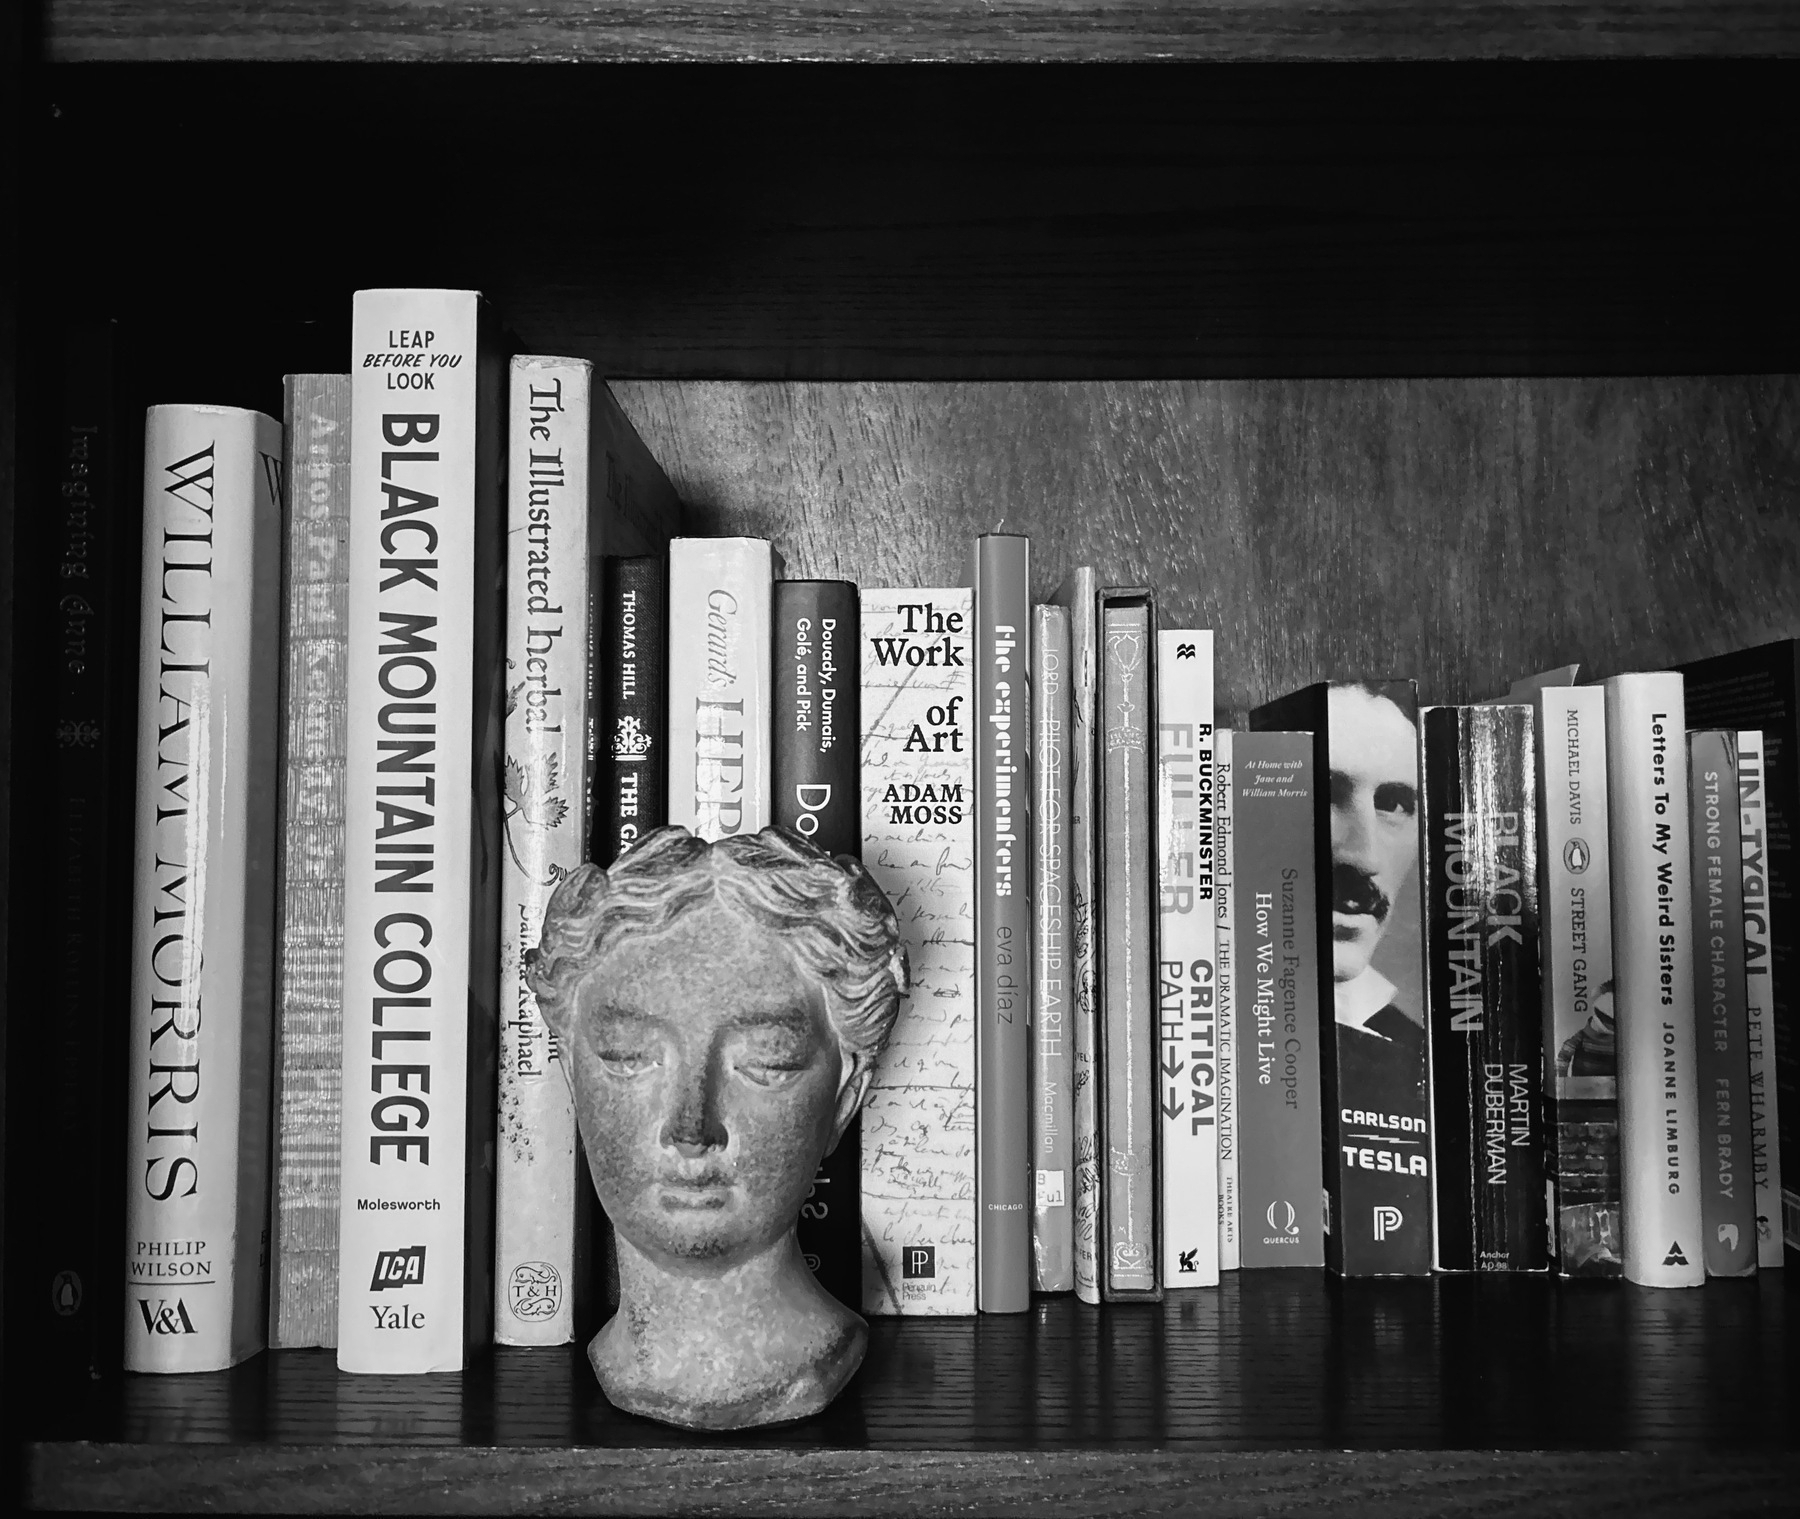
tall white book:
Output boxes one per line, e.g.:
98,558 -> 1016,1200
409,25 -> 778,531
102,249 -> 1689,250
495,357 -> 593,1346
859,589 -> 977,1314
1156,631 -> 1219,1287
125,404 -> 283,1372
1604,673 -> 1704,1287
337,290 -> 504,1371
270,374 -> 352,1348
1214,728 -> 1240,1272
667,537 -> 775,841
1738,729 -> 1786,1267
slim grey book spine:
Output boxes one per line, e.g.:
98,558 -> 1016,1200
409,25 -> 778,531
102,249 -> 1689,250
1050,567 -> 1102,1303
271,374 -> 351,1348
1096,590 -> 1159,1299
1232,732 -> 1326,1269
1689,730 -> 1757,1276
1031,603 -> 1075,1292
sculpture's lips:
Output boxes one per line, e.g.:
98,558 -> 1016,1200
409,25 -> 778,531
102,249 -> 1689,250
657,1175 -> 734,1210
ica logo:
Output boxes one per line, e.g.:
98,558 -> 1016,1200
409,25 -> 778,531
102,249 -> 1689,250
1372,1206 -> 1404,1241
370,1245 -> 427,1292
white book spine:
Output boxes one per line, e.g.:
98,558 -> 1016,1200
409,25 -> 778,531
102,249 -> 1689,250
495,357 -> 592,1344
1215,728 -> 1240,1272
1156,631 -> 1219,1287
125,404 -> 283,1372
271,375 -> 351,1349
858,590 -> 977,1314
1738,729 -> 1785,1267
667,537 -> 773,841
337,290 -> 486,1370
1604,673 -> 1704,1287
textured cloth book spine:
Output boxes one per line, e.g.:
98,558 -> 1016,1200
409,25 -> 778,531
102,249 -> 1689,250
1215,729 -> 1241,1271
1421,704 -> 1547,1272
1050,567 -> 1102,1303
1156,629 -> 1219,1288
1097,590 -> 1158,1300
595,557 -> 667,866
1532,686 -> 1621,1277
666,537 -> 774,841
1031,604 -> 1074,1292
495,356 -> 594,1346
1232,732 -> 1326,1269
773,579 -> 863,1309
1688,730 -> 1757,1277
1251,680 -> 1433,1277
271,374 -> 351,1348
126,404 -> 283,1372
1736,729 -> 1785,1265
858,589 -> 976,1314
1604,673 -> 1703,1287
972,535 -> 1032,1312
30,321 -> 131,1379
337,289 -> 504,1370
1676,640 -> 1799,1252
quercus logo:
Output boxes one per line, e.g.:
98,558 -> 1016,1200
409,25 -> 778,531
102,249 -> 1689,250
1266,1199 -> 1297,1234
137,1298 -> 196,1335
370,1245 -> 427,1292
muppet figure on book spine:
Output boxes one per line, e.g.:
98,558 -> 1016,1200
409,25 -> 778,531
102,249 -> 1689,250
527,825 -> 906,1430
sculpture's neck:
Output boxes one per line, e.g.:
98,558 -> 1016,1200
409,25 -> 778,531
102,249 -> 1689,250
595,1229 -> 866,1430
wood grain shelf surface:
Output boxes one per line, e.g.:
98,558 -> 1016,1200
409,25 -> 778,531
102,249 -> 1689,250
21,1274 -> 1799,1512
42,0 -> 1800,65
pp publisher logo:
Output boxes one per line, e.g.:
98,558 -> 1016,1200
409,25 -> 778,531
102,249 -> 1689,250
902,1246 -> 936,1279
371,1245 -> 427,1291
1372,1206 -> 1404,1241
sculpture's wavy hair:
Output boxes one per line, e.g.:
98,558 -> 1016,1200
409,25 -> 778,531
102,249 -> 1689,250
526,825 -> 908,1065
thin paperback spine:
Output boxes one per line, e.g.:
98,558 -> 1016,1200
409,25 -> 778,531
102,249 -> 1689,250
595,557 -> 667,865
126,404 -> 283,1372
1097,590 -> 1158,1299
496,356 -> 594,1345
1051,568 -> 1102,1303
773,579 -> 863,1308
1533,687 -> 1621,1277
271,374 -> 351,1347
1604,673 -> 1703,1287
1215,728 -> 1240,1271
1421,705 -> 1546,1272
667,537 -> 773,841
972,535 -> 1033,1312
1737,729 -> 1785,1265
1156,630 -> 1219,1287
338,289 -> 504,1370
1031,603 -> 1074,1292
858,589 -> 976,1314
1688,730 -> 1756,1276
1231,732 -> 1326,1269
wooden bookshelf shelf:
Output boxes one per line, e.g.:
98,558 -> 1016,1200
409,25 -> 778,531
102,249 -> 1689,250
23,1274 -> 1800,1513
8,19 -> 1800,1519
42,0 -> 1800,65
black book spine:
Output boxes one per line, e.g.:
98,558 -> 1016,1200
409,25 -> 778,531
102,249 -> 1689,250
594,556 -> 668,867
1422,705 -> 1547,1272
772,579 -> 863,1308
27,320 -> 136,1377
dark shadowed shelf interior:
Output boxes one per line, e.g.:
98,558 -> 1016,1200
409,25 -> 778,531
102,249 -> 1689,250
7,8 -> 1800,1517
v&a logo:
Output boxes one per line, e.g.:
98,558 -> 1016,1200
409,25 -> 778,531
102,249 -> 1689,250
137,1297 -> 196,1335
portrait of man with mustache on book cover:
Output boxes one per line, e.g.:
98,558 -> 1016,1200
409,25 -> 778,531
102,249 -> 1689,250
1326,681 -> 1427,1105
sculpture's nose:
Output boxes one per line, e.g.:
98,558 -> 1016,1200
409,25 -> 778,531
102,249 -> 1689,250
661,1048 -> 728,1157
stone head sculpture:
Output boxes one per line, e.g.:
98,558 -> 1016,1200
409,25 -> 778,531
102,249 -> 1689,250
526,824 -> 906,1429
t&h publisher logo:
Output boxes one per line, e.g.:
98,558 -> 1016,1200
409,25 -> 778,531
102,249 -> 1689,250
1372,1205 -> 1404,1241
902,1245 -> 936,1279
371,1245 -> 427,1291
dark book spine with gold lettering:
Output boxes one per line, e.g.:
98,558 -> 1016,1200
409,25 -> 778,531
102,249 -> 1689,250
773,578 -> 863,1308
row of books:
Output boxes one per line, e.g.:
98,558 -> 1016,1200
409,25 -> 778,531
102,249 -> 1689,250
30,291 -> 1799,1385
